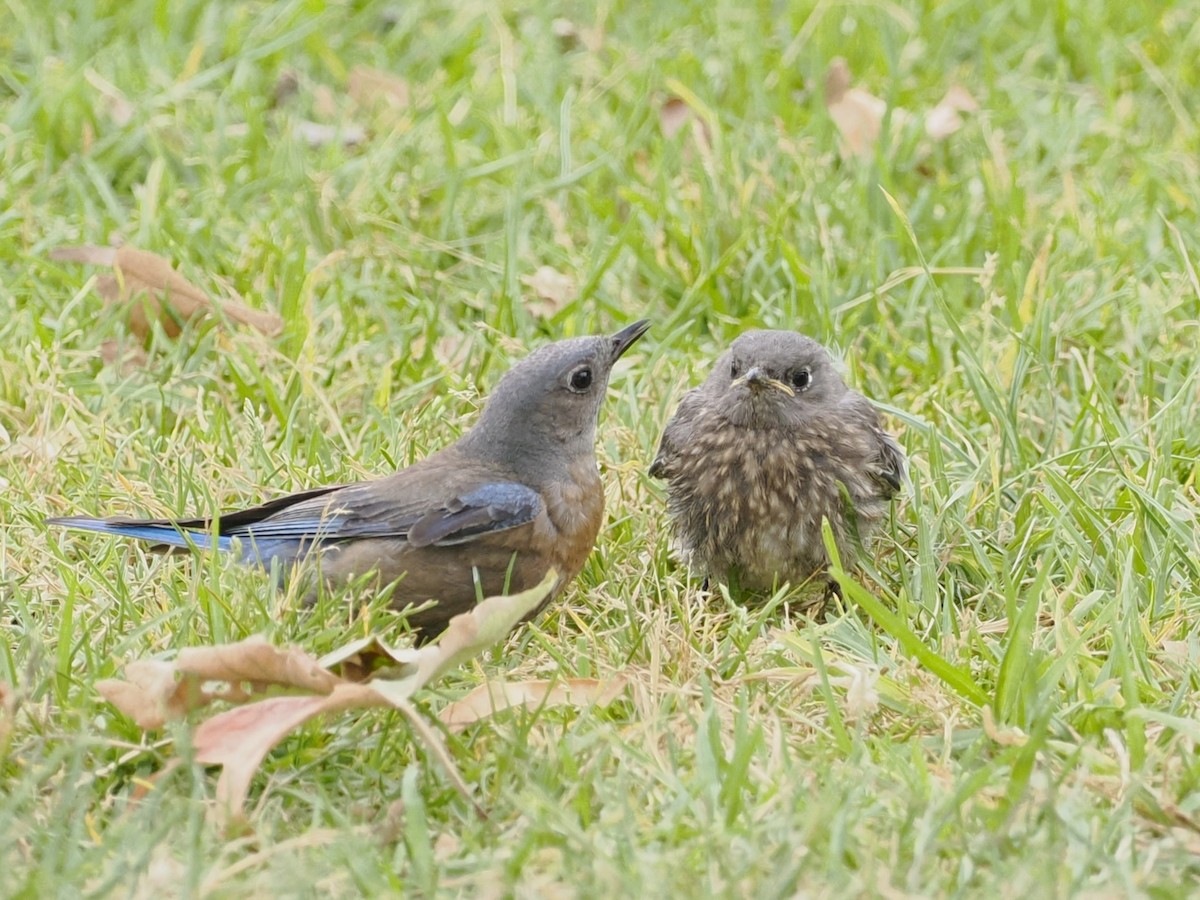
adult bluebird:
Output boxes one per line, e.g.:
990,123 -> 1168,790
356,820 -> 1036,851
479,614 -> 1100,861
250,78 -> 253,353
649,330 -> 904,597
49,320 -> 650,641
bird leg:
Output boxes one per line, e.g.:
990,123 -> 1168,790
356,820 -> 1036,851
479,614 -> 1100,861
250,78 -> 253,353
812,575 -> 842,621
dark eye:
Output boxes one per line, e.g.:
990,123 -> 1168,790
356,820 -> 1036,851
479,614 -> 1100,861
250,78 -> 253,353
789,367 -> 812,391
730,359 -> 741,378
568,366 -> 594,392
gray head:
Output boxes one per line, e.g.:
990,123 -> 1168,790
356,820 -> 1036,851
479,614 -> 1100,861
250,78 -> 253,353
704,330 -> 848,429
458,320 -> 650,468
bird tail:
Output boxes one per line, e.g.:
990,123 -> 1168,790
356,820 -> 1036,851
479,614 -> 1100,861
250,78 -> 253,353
46,516 -> 233,553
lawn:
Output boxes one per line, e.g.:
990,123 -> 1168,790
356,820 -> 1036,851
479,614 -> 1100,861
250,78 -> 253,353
3,0 -> 1200,895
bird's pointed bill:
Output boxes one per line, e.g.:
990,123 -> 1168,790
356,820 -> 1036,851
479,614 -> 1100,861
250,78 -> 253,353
610,319 -> 650,360
735,367 -> 795,396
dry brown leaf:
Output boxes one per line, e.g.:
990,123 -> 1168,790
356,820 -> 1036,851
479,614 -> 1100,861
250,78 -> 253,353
658,93 -> 714,158
319,633 -> 417,683
96,661 -> 190,730
411,331 -> 476,370
926,85 -> 979,141
96,656 -> 262,730
312,85 -> 338,120
522,265 -> 576,317
824,58 -> 888,160
194,688 -> 382,823
659,96 -> 693,139
434,332 -> 474,369
439,677 -> 627,732
49,245 -> 117,266
1161,640 -> 1191,663
348,65 -> 410,111
176,636 -> 344,694
51,244 -> 283,340
98,570 -> 559,825
5,435 -> 63,462
100,338 -> 148,372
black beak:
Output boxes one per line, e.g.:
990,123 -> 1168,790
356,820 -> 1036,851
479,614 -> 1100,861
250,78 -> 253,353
610,319 -> 651,361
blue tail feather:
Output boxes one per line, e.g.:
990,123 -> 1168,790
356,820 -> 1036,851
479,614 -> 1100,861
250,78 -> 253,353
46,516 -> 234,553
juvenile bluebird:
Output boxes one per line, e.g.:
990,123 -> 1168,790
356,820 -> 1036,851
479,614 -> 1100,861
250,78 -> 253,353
49,320 -> 650,641
649,330 -> 904,598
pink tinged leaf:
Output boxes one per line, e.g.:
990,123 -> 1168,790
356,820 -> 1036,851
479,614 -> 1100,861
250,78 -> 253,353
194,686 -> 387,826
95,660 -> 193,730
925,85 -> 980,141
49,243 -> 283,339
48,245 -> 117,266
439,677 -> 629,732
824,58 -> 887,160
522,265 -> 576,317
175,635 -> 343,695
659,97 -> 693,139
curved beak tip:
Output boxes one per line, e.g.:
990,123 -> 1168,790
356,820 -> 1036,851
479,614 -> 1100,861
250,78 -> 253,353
611,319 -> 651,359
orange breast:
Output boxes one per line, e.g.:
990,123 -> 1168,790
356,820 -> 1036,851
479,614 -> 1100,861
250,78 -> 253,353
541,459 -> 605,581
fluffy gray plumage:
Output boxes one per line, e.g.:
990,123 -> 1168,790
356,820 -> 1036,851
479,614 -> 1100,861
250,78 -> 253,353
650,330 -> 905,593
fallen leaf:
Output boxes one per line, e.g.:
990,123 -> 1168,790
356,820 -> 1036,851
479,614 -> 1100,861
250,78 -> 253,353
925,85 -> 979,141
319,633 -> 417,683
195,690 -> 379,823
824,58 -> 888,160
312,85 -> 339,120
657,90 -> 714,160
522,265 -> 576,317
97,660 -> 193,730
5,435 -> 62,462
348,65 -> 410,111
51,244 -> 284,340
439,677 -> 627,732
100,338 -> 148,372
1161,640 -> 1191,663
49,245 -> 116,266
96,656 -> 268,731
659,96 -> 693,140
434,332 -> 474,369
98,570 -> 560,825
178,636 -> 344,694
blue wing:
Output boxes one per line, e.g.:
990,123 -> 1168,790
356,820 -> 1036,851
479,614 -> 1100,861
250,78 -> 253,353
406,483 -> 543,547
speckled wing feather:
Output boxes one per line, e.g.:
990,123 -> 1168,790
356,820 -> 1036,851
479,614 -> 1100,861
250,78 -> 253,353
869,428 -> 906,499
649,388 -> 707,479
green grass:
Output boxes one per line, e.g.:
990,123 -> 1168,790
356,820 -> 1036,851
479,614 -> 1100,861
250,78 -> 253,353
3,0 -> 1200,894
